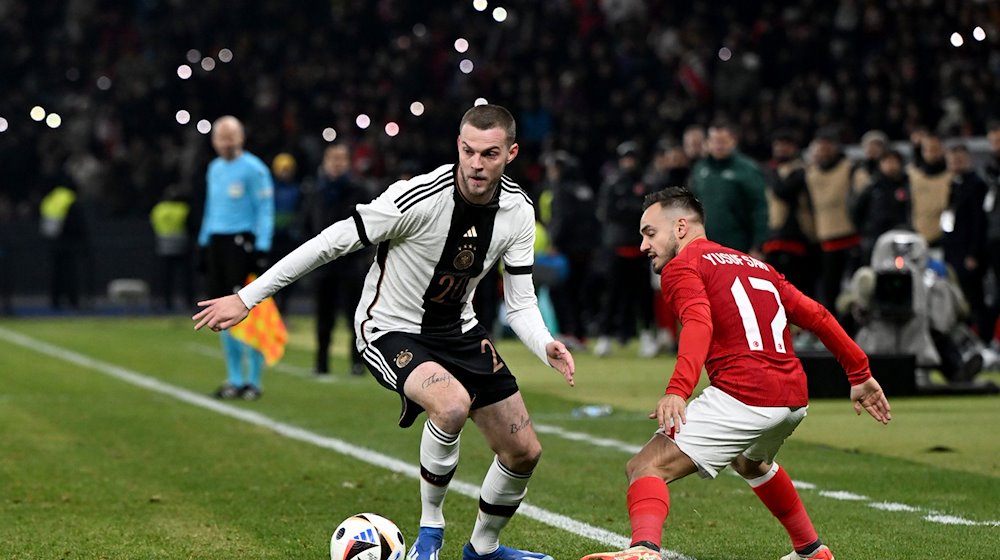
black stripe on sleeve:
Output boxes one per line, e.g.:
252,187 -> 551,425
352,210 -> 372,246
505,265 -> 533,275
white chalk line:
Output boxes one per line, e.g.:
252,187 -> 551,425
0,326 -> 693,560
532,422 -> 999,528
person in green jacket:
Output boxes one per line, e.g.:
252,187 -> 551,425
689,121 -> 769,258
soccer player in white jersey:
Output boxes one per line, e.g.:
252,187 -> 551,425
193,104 -> 575,560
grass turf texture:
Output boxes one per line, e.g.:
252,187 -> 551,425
0,316 -> 997,559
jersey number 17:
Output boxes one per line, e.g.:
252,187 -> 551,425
730,277 -> 788,354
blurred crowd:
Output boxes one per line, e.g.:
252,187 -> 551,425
3,0 -> 1000,220
3,0 -> 1000,373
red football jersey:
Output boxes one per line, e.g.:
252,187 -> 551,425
661,238 -> 870,407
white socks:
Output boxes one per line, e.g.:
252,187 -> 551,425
418,419 -> 462,528
468,456 -> 533,555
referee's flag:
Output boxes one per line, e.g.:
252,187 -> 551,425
229,275 -> 287,366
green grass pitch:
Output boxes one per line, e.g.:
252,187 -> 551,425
1,316 -> 997,559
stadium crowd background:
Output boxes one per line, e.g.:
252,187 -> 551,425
2,0 -> 999,361
2,0 -> 999,218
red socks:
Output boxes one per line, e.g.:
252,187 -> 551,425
627,476 -> 670,548
751,466 -> 818,550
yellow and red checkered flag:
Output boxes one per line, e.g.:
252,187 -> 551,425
229,275 -> 287,366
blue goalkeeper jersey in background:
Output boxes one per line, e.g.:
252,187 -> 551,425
198,152 -> 275,252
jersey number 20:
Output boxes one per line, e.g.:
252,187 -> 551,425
730,277 -> 787,353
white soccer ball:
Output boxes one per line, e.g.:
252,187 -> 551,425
330,512 -> 406,560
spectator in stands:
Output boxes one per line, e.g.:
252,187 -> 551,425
270,153 -> 304,313
850,150 -> 912,267
804,128 -> 859,311
763,129 -> 817,297
542,150 -> 600,347
983,121 -> 1000,348
594,141 -> 656,358
689,121 -> 768,257
682,125 -> 706,166
907,132 -> 952,253
851,129 -> 888,193
942,143 -> 988,333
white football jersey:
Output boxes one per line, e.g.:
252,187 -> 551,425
239,163 -> 554,362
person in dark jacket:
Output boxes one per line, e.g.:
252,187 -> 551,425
308,143 -> 375,376
543,150 -> 600,346
850,150 -> 912,266
942,143 -> 988,333
594,141 -> 657,357
689,121 -> 769,257
982,121 -> 1000,347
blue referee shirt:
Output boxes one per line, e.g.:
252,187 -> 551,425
198,152 -> 275,252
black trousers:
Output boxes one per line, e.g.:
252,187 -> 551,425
598,254 -> 654,341
314,266 -> 365,372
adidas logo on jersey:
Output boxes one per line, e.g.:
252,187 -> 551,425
351,528 -> 378,544
463,226 -> 478,238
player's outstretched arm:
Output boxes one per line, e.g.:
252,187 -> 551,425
545,340 -> 575,386
192,294 -> 250,331
850,377 -> 892,424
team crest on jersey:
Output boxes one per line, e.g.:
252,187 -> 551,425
395,349 -> 413,368
454,242 -> 476,270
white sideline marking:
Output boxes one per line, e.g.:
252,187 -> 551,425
0,327 -> 692,560
531,422 -> 1000,528
818,490 -> 868,501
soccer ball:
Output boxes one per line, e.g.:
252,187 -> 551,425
330,512 -> 406,560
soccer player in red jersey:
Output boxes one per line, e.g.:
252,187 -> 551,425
581,187 -> 892,560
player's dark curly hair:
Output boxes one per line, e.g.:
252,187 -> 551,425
460,104 -> 516,146
642,187 -> 705,223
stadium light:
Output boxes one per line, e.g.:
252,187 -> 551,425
0,117 -> 8,132
718,47 -> 732,61
385,122 -> 400,137
455,38 -> 470,53
219,48 -> 234,62
410,101 -> 425,116
175,110 -> 191,125
30,106 -> 46,121
473,0 -> 488,12
950,32 -> 964,47
177,65 -> 193,79
973,26 -> 986,42
45,113 -> 62,129
322,127 -> 337,142
474,98 -> 488,106
201,57 -> 216,71
492,7 -> 507,22
186,49 -> 201,63
356,114 -> 371,129
196,119 -> 211,134
459,59 -> 474,73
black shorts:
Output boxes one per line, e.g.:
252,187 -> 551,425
206,233 -> 255,296
361,324 -> 519,428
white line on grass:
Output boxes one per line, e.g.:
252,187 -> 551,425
0,326 -> 692,560
531,422 -> 1000,528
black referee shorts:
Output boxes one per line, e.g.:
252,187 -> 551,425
361,324 -> 519,428
206,233 -> 255,297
